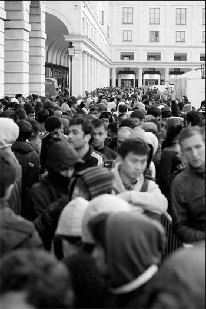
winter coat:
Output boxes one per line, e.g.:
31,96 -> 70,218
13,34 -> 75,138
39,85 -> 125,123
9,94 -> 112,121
112,163 -> 168,214
93,145 -> 117,161
105,212 -> 165,308
75,146 -> 105,173
0,207 -> 42,257
144,241 -> 205,309
171,165 -> 205,243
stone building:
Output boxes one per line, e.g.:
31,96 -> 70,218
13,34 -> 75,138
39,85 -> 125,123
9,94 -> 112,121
0,1 -> 205,98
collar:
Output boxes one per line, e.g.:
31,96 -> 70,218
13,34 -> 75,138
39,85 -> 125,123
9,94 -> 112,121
118,164 -> 139,191
110,264 -> 158,295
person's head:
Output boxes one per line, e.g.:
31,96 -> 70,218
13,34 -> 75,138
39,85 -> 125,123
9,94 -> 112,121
15,93 -> 24,103
117,126 -> 132,150
46,139 -> 82,190
89,107 -> 99,119
179,126 -> 205,169
36,109 -> 49,123
0,249 -> 74,309
119,118 -> 135,129
91,119 -> 107,149
186,111 -> 204,127
119,138 -> 149,180
130,109 -> 145,127
89,212 -> 165,282
16,120 -> 32,141
68,118 -> 92,151
147,106 -> 161,121
24,103 -> 35,120
0,117 -> 19,149
15,108 -> 27,121
45,115 -> 62,138
0,152 -> 16,202
99,112 -> 113,129
27,118 -> 39,138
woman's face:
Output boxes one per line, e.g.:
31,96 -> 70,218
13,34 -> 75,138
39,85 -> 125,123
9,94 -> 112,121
71,178 -> 90,200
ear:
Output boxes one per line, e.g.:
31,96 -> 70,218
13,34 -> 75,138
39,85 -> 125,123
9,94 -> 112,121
85,134 -> 91,143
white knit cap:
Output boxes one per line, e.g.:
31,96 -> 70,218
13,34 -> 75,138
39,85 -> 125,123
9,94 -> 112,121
0,118 -> 19,149
145,132 -> 159,155
81,194 -> 134,244
55,197 -> 89,237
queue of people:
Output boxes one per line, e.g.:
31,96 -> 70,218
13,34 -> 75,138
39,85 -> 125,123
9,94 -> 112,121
0,87 -> 205,309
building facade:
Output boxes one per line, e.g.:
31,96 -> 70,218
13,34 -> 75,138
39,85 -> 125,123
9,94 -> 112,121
0,1 -> 205,98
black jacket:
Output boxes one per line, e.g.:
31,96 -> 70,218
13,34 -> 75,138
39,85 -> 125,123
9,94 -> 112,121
75,146 -> 105,173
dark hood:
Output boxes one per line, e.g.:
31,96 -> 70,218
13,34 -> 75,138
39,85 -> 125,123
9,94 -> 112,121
12,140 -> 33,154
105,212 -> 166,288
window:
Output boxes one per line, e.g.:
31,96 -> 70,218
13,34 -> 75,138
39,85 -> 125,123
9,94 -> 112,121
202,8 -> 205,25
149,8 -> 160,24
147,52 -> 161,61
174,53 -> 187,61
123,30 -> 132,41
122,7 -> 133,24
149,31 -> 159,42
202,31 -> 205,42
120,52 -> 134,60
101,11 -> 104,25
174,68 -> 181,72
176,31 -> 185,42
176,8 -> 186,25
200,53 -> 205,61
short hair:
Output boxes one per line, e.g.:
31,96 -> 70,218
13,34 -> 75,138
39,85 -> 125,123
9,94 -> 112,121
24,103 -> 34,115
0,249 -> 73,309
0,152 -> 16,198
15,108 -> 27,120
16,120 -> 32,141
36,109 -> 49,123
118,105 -> 127,113
15,94 -> 22,100
179,125 -> 205,146
27,118 -> 39,135
119,118 -> 135,129
147,106 -> 161,118
91,118 -> 106,130
69,117 -> 92,135
186,111 -> 204,126
130,110 -> 145,120
45,116 -> 62,132
99,112 -> 113,123
119,138 -> 149,159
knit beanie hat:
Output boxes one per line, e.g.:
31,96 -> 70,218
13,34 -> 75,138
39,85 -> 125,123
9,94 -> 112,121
70,166 -> 114,201
81,194 -> 133,244
129,127 -> 146,142
0,118 -> 19,149
46,139 -> 83,173
141,122 -> 158,133
55,197 -> 89,237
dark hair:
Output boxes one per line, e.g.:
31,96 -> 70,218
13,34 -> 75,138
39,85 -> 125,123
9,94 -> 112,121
99,112 -> 113,123
36,109 -> 49,123
0,152 -> 16,198
0,109 -> 16,121
16,120 -> 32,141
45,116 -> 62,132
171,101 -> 181,117
147,106 -> 161,118
91,118 -> 106,130
24,103 -> 34,115
15,94 -> 22,100
186,111 -> 204,126
0,249 -> 73,309
119,138 -> 149,158
108,121 -> 118,134
27,118 -> 39,135
15,108 -> 27,120
70,117 -> 93,135
162,124 -> 182,149
119,118 -> 135,129
118,105 -> 127,113
131,109 -> 145,120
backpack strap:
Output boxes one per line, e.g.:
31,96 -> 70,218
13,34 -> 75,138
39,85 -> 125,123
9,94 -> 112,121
140,177 -> 149,192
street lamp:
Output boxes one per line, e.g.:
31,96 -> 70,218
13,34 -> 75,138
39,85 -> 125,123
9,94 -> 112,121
68,42 -> 75,97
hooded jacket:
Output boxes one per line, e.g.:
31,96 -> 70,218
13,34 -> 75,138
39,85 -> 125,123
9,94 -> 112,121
0,207 -> 42,257
145,241 -> 205,309
0,118 -> 22,214
112,163 -> 168,214
105,212 -> 165,308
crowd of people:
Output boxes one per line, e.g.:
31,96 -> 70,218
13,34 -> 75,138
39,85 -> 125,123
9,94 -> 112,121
0,86 -> 205,309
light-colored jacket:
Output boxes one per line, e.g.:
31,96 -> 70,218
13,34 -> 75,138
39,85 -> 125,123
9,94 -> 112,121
112,163 -> 168,214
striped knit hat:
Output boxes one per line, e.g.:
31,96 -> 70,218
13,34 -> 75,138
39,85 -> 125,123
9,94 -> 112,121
69,166 -> 114,200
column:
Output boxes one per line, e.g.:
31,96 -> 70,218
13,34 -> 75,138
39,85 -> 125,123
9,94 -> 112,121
0,4 -> 6,98
82,52 -> 88,95
4,2 -> 31,97
29,4 -> 46,96
138,68 -> 143,87
72,50 -> 82,97
87,54 -> 91,92
165,67 -> 169,85
112,67 -> 116,87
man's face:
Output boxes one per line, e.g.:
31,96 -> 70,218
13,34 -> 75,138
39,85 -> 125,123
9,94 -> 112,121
49,128 -> 62,139
181,133 -> 205,168
132,117 -> 142,127
68,124 -> 90,150
121,152 -> 148,180
101,118 -> 110,129
92,125 -> 107,149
